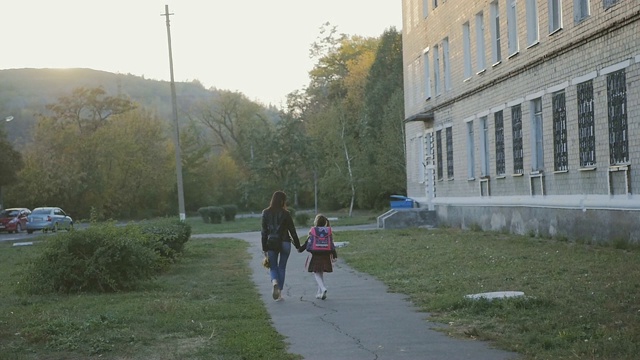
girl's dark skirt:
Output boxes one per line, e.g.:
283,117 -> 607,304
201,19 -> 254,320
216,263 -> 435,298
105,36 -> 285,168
307,253 -> 333,273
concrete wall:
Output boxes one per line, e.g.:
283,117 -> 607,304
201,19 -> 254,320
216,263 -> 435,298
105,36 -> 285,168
437,204 -> 640,244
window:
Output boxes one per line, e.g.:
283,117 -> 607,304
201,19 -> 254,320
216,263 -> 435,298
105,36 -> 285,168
574,0 -> 590,22
418,135 -> 426,181
480,116 -> 491,177
531,98 -> 544,172
607,69 -> 628,164
434,44 -> 441,95
552,91 -> 568,171
467,121 -> 475,178
423,0 -> 429,18
604,0 -> 620,10
526,0 -> 539,45
423,50 -> 432,99
446,127 -> 454,178
506,0 -> 519,55
512,105 -> 524,174
577,80 -> 596,167
433,0 -> 439,9
462,22 -> 472,78
436,129 -> 444,180
490,1 -> 502,64
443,37 -> 451,91
495,110 -> 506,176
475,12 -> 486,71
549,0 -> 562,33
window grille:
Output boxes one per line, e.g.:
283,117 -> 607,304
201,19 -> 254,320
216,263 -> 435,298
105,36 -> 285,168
607,69 -> 628,165
495,110 -> 506,175
446,127 -> 454,178
552,91 -> 568,171
604,0 -> 620,9
532,98 -> 544,172
577,80 -> 595,167
512,105 -> 524,174
436,130 -> 443,180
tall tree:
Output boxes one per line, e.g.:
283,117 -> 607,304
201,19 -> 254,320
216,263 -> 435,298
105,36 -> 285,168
358,27 -> 406,209
0,126 -> 23,209
304,24 -> 379,214
8,88 -> 175,219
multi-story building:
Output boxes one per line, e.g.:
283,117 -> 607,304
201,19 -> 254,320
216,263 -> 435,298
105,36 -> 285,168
402,0 -> 640,241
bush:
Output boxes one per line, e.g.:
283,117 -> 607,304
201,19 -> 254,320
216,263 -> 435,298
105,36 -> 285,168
295,212 -> 310,227
221,204 -> 238,221
19,223 -> 159,294
197,207 -> 211,223
197,206 -> 224,224
138,218 -> 192,261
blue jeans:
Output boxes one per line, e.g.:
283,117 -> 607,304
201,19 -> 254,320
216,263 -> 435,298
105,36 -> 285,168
268,241 -> 291,290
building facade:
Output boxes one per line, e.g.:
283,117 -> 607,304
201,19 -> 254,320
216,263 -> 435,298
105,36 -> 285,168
402,0 -> 640,242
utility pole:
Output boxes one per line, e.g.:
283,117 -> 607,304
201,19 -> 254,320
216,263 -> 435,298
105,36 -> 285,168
162,5 -> 186,221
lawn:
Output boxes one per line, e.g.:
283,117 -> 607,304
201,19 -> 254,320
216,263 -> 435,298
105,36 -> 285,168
186,210 -> 379,234
338,227 -> 640,359
2,221 -> 638,359
0,237 -> 301,360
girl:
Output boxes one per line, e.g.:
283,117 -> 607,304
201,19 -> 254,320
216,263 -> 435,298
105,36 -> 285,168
299,214 -> 337,300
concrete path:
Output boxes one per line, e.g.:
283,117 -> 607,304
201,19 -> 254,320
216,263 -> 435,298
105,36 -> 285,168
194,225 -> 520,360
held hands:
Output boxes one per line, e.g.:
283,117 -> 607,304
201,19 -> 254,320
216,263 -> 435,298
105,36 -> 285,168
297,246 -> 305,253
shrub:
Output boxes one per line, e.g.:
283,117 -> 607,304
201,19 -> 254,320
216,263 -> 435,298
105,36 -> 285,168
197,206 -> 225,224
197,207 -> 211,223
221,204 -> 238,221
138,218 -> 192,261
295,212 -> 310,227
19,223 -> 159,294
208,206 -> 224,224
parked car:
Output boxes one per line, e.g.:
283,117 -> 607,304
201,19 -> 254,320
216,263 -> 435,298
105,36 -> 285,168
0,208 -> 31,234
26,207 -> 73,234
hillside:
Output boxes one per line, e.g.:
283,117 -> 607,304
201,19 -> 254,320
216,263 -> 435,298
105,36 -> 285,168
0,68 -> 222,145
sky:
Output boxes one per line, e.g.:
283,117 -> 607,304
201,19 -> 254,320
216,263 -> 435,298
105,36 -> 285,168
2,1 -> 402,107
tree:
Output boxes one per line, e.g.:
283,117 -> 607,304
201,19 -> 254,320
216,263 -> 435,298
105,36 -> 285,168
304,24 -> 380,214
358,27 -> 406,209
45,86 -> 136,135
0,126 -> 23,209
8,88 -> 175,219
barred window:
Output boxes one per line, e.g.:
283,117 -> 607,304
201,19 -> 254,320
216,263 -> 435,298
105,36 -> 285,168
607,69 -> 628,165
436,129 -> 444,180
512,105 -> 524,174
577,80 -> 596,167
552,91 -> 568,171
495,110 -> 506,176
467,121 -> 475,178
604,0 -> 620,10
446,127 -> 454,178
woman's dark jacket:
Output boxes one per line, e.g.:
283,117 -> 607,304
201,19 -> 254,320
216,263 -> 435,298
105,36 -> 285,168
261,208 -> 301,252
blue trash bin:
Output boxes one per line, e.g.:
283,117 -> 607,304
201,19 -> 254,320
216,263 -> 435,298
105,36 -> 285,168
390,195 -> 415,209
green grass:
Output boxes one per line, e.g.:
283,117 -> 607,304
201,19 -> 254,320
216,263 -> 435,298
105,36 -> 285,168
338,228 -> 640,360
7,220 -> 633,359
186,210 -> 379,234
0,238 -> 301,360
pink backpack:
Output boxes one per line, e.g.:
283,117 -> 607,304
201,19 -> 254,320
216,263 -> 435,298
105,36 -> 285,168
306,226 -> 334,253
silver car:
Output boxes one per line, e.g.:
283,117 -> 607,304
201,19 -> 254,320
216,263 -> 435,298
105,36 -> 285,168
26,207 -> 74,234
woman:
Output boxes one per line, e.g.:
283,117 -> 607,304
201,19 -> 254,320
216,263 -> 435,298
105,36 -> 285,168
261,190 -> 301,301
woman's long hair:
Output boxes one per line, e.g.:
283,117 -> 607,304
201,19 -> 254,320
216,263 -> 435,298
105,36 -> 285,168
267,190 -> 287,211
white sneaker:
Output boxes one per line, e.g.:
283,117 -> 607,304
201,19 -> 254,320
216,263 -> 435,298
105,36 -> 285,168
315,293 -> 322,299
